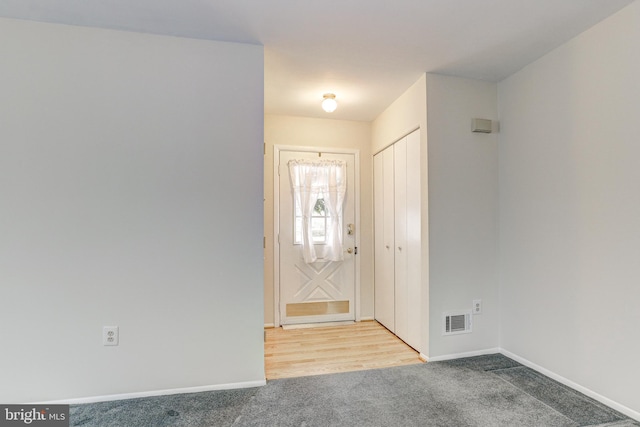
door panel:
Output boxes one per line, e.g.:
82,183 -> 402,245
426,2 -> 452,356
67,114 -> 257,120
405,131 -> 422,349
279,150 -> 356,325
394,139 -> 409,342
374,146 -> 395,332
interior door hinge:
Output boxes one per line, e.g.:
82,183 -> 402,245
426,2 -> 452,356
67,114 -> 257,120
263,142 -> 266,155
263,236 -> 266,249
354,246 -> 358,255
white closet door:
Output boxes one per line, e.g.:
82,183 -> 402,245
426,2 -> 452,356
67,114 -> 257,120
374,129 -> 421,351
374,146 -> 395,332
394,138 -> 409,343
405,130 -> 421,350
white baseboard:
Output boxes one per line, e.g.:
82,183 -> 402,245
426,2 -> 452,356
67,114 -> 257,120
264,323 -> 275,328
500,349 -> 640,422
359,316 -> 375,322
36,380 -> 267,405
426,347 -> 501,362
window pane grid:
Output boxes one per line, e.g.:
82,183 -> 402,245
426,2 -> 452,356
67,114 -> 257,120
294,198 -> 328,245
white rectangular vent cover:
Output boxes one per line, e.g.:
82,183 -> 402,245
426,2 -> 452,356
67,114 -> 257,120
443,311 -> 472,335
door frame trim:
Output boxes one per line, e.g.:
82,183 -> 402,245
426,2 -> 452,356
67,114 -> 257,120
273,145 -> 361,327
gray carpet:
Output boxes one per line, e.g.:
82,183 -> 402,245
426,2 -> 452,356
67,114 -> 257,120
70,354 -> 638,427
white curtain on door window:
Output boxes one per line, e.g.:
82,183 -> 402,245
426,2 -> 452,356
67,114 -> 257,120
288,159 -> 347,263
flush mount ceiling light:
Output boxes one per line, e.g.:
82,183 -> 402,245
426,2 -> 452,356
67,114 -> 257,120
322,93 -> 337,113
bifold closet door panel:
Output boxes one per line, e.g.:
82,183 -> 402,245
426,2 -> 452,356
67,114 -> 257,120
394,138 -> 409,343
405,130 -> 422,350
374,147 -> 395,332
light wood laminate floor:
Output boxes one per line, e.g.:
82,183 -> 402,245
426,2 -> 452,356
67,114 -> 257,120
265,320 -> 424,380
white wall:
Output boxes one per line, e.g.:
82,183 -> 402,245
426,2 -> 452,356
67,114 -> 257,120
264,115 -> 372,323
0,18 -> 265,403
426,74 -> 500,358
372,75 -> 430,355
498,1 -> 640,414
372,75 -> 427,154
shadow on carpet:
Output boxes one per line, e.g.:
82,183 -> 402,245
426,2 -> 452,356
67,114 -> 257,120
70,354 -> 639,427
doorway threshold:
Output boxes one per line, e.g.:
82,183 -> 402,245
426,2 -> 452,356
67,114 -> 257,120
282,321 -> 355,330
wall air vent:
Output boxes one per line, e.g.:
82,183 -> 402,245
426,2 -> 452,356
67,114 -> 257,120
471,118 -> 493,133
443,311 -> 472,335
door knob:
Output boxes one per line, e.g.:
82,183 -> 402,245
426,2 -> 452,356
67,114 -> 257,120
346,248 -> 353,254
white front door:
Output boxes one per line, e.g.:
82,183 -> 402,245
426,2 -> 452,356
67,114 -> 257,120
278,149 -> 357,325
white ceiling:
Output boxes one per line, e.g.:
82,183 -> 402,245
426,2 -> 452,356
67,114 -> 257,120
0,0 -> 635,121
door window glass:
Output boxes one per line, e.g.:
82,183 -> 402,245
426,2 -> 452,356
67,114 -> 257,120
294,197 -> 328,244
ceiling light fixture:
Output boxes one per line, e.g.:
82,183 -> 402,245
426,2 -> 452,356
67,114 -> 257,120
322,93 -> 337,113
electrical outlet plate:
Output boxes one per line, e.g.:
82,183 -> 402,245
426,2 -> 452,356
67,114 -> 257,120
103,326 -> 119,346
472,300 -> 482,315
